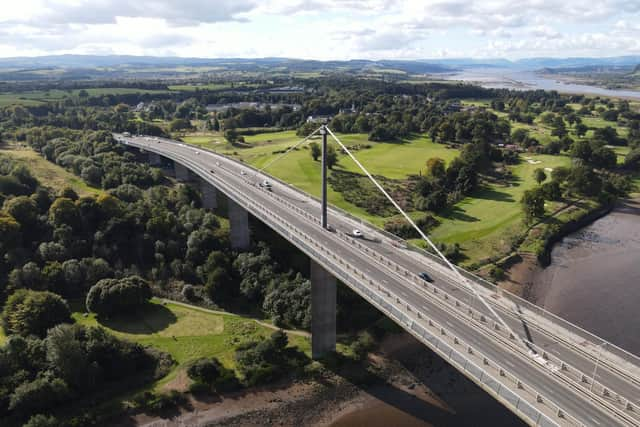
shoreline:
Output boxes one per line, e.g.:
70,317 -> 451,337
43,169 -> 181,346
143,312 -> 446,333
126,333 -> 523,427
500,197 -> 640,351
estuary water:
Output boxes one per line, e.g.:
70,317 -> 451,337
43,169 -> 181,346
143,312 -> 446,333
443,68 -> 640,100
531,198 -> 640,355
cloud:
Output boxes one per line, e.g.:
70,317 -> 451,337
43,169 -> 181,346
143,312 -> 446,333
0,0 -> 638,59
12,0 -> 258,26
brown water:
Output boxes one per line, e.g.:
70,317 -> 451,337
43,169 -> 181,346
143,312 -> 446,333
532,198 -> 640,355
329,335 -> 524,427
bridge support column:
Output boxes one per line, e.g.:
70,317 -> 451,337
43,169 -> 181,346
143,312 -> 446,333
148,152 -> 162,166
311,260 -> 336,359
228,199 -> 250,250
174,162 -> 190,182
201,180 -> 218,210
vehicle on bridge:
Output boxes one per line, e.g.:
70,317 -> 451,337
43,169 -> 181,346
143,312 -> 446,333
419,272 -> 434,283
260,179 -> 272,189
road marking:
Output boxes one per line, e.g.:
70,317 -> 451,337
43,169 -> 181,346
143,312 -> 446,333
590,418 -> 600,425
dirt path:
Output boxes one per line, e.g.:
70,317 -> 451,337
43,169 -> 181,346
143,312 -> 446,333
160,299 -> 310,338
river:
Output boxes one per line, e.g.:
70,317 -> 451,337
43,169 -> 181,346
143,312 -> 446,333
442,68 -> 640,100
530,198 -> 640,355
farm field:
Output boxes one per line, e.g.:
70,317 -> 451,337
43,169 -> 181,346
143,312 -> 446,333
0,87 -> 169,106
0,144 -> 105,197
73,299 -> 311,388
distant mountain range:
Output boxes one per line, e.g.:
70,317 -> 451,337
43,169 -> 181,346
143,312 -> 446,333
0,54 -> 638,75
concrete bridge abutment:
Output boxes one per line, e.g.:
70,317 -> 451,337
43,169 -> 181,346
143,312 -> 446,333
311,260 -> 336,359
228,198 -> 250,251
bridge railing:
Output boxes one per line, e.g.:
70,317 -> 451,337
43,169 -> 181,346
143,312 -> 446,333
122,137 -> 631,426
170,137 -> 640,383
244,191 -> 583,427
156,149 -> 585,427
131,135 -> 640,384
258,187 -> 638,419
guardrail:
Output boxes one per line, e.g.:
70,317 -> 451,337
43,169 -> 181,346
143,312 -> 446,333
120,136 -> 633,426
171,135 -> 640,386
257,182 -> 639,422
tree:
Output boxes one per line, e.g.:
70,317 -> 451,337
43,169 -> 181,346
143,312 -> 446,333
326,145 -> 338,169
567,165 -> 602,197
48,198 -> 80,228
575,123 -> 588,137
534,168 -> 547,185
521,188 -> 545,223
3,195 -> 38,226
8,377 -> 69,415
541,181 -> 562,201
0,212 -> 21,252
426,157 -> 446,179
86,276 -> 152,317
80,165 -> 103,187
309,142 -> 321,161
1,289 -> 72,337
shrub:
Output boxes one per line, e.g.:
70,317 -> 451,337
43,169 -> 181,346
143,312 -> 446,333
9,377 -> 69,415
1,289 -> 72,337
86,275 -> 152,317
23,414 -> 60,427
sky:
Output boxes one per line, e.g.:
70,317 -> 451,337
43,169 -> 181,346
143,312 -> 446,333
0,0 -> 639,60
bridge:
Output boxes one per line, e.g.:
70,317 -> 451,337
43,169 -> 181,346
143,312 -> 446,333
115,132 -> 640,427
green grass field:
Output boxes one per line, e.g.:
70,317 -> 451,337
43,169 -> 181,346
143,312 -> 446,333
181,129 -> 578,264
73,299 -> 311,388
0,145 -> 105,197
430,154 -> 572,263
0,88 -> 169,106
210,131 -> 460,224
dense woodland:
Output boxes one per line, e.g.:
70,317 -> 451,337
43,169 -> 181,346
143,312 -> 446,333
0,75 -> 638,425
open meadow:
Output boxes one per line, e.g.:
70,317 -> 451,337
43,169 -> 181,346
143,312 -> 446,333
73,299 -> 311,389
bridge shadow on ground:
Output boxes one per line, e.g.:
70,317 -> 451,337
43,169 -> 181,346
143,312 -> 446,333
333,332 -> 527,427
99,302 -> 178,335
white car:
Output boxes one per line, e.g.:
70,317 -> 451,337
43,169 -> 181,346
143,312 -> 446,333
195,151 -> 200,155
240,170 -> 246,176
260,180 -> 272,189
352,229 -> 363,238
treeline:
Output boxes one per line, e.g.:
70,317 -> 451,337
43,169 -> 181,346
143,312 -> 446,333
1,129 -> 314,326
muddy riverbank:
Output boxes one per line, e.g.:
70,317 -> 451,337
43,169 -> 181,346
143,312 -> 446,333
129,333 -> 523,427
510,198 -> 640,354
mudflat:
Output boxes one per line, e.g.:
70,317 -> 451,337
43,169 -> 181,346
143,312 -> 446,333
531,198 -> 640,354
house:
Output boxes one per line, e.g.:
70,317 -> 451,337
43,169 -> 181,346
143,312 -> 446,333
306,115 -> 332,124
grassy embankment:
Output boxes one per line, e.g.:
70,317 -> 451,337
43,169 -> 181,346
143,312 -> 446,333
73,299 -> 311,388
0,143 -> 104,197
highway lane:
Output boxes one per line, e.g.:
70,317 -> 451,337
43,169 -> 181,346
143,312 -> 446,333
238,153 -> 640,410
119,135 -> 632,426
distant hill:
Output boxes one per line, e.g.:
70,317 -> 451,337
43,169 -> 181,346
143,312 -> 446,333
0,55 -> 454,75
0,54 -> 639,77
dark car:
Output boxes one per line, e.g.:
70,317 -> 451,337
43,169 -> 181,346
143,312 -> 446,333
418,272 -> 434,283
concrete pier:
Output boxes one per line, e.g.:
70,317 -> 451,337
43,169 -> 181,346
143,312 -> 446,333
148,152 -> 162,166
174,162 -> 190,182
311,260 -> 337,359
228,199 -> 250,250
201,180 -> 218,210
